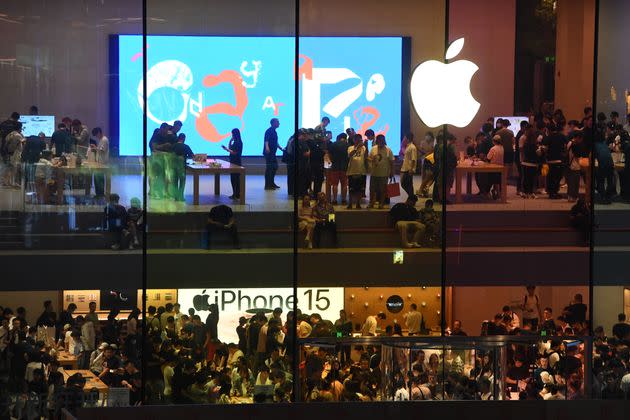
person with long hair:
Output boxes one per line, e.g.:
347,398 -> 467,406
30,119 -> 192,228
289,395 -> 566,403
222,128 -> 243,200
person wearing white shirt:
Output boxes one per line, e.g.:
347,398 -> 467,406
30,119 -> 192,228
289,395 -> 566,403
361,312 -> 386,336
227,343 -> 245,368
90,342 -> 108,374
502,305 -> 520,331
255,366 -> 273,386
79,316 -> 95,369
403,304 -> 423,335
400,134 -> 418,199
86,127 -> 109,197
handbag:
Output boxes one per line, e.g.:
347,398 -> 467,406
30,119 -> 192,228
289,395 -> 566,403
386,177 -> 401,198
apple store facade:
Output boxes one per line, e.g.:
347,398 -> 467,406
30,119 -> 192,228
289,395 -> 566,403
0,0 -> 629,419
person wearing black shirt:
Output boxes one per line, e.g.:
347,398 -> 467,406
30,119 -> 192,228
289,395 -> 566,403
121,359 -> 142,405
98,346 -> 123,387
205,303 -> 219,342
236,316 -> 248,353
36,300 -> 57,327
51,123 -> 71,157
308,130 -> 327,195
389,195 -> 425,248
475,124 -> 494,195
149,123 -> 176,199
327,133 -> 350,205
103,193 -> 129,250
206,205 -> 239,249
564,294 -> 587,325
57,303 -> 76,336
263,118 -> 280,190
612,313 -> 630,340
222,128 -> 243,200
542,124 -> 567,199
171,133 -> 193,202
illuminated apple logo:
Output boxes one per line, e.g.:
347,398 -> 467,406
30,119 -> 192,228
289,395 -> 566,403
193,289 -> 211,311
410,38 -> 480,128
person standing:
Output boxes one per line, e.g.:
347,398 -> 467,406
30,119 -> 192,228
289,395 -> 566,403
542,123 -> 567,199
86,127 -> 109,197
172,133 -> 193,202
361,312 -> 386,336
263,118 -> 280,190
521,285 -> 542,330
346,134 -> 368,209
51,123 -> 71,157
221,128 -> 243,200
326,133 -> 350,205
2,123 -> 24,187
368,134 -> 394,208
403,303 -> 423,335
400,133 -> 417,200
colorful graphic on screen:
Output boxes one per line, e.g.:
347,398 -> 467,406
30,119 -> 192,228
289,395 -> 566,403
117,35 -> 402,156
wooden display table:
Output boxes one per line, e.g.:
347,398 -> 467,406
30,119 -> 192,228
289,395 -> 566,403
455,160 -> 508,204
187,159 -> 246,205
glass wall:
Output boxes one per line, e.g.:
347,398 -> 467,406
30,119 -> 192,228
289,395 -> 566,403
0,0 -> 144,416
143,0 -> 296,405
3,0 -> 630,414
592,0 -> 630,400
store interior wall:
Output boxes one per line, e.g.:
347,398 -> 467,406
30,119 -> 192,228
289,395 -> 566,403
0,290 -> 59,326
448,0 -> 516,142
596,0 -> 630,116
344,286 -> 442,332
554,0 -> 595,120
452,285 -> 589,335
592,286 -> 625,335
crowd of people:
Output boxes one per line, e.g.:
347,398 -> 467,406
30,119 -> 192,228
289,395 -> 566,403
0,293 -> 628,414
0,109 -> 110,203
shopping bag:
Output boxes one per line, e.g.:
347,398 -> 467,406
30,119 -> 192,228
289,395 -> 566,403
386,178 -> 401,198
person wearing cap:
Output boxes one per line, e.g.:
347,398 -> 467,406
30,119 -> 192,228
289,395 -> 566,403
89,342 -> 108,374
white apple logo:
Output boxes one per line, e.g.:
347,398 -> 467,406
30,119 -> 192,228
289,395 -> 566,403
410,38 -> 480,128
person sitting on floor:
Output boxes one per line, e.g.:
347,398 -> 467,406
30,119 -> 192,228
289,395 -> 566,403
206,204 -> 239,249
389,194 -> 426,248
103,193 -> 129,250
418,199 -> 440,247
127,197 -> 143,249
298,195 -> 316,249
311,192 -> 337,248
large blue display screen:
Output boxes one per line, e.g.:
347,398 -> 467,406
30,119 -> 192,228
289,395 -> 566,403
117,35 -> 402,156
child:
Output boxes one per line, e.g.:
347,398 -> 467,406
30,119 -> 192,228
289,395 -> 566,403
486,135 -> 505,200
127,197 -> 143,248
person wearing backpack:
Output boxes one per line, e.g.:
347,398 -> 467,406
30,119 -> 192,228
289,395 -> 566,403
521,285 -> 542,330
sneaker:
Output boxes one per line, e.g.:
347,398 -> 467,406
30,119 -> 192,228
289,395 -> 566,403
355,204 -> 362,209
272,184 -> 281,189
341,200 -> 348,205
412,242 -> 422,248
111,244 -> 120,250
133,238 -> 140,246
346,204 -> 353,210
129,244 -> 135,250
332,200 -> 338,205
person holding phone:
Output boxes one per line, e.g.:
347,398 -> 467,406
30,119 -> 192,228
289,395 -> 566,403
222,128 -> 243,200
